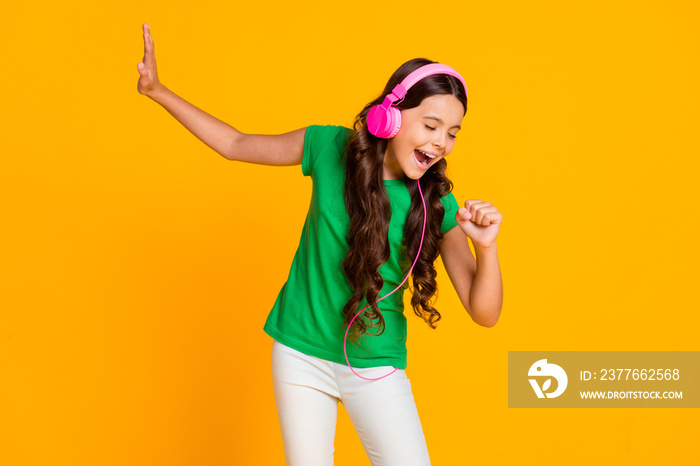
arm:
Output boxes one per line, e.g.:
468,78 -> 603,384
136,23 -> 305,165
438,203 -> 504,327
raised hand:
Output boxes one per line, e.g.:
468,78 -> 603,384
455,199 -> 503,249
136,23 -> 162,96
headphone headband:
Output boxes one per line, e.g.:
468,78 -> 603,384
392,63 -> 468,101
367,62 -> 468,139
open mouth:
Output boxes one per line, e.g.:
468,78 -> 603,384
413,149 -> 436,169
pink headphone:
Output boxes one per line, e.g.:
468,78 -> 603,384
366,63 -> 468,139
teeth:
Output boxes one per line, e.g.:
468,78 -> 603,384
419,150 -> 436,159
415,151 -> 430,167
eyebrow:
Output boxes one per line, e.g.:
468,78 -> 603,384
423,115 -> 461,130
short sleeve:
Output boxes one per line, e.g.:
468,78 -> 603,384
440,191 -> 460,234
301,125 -> 320,177
301,125 -> 353,177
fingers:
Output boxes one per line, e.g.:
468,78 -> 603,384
456,208 -> 470,226
142,23 -> 154,67
461,200 -> 501,225
137,23 -> 159,94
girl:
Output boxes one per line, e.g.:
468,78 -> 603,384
137,22 -> 503,466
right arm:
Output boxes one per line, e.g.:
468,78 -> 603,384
136,23 -> 305,165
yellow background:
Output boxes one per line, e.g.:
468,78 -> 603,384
1,0 -> 698,464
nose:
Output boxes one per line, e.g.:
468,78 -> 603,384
432,133 -> 446,152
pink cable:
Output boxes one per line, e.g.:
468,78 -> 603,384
343,178 -> 427,380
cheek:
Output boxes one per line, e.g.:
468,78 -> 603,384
392,139 -> 411,158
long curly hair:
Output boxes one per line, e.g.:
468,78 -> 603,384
341,57 -> 468,342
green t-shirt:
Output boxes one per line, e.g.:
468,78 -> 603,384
263,124 -> 460,369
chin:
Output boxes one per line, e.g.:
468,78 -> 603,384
404,171 -> 426,181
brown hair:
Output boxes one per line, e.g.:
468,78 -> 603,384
341,57 -> 468,342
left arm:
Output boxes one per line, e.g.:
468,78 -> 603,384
438,200 -> 503,327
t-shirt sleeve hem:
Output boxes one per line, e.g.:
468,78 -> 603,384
301,125 -> 316,177
440,191 -> 460,234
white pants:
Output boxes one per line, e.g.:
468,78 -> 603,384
271,339 -> 431,465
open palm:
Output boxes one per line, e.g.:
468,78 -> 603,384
136,23 -> 162,96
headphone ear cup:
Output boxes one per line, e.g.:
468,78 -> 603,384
367,105 -> 403,138
386,107 -> 402,138
367,104 -> 388,137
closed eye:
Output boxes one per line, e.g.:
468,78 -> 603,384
425,124 -> 458,139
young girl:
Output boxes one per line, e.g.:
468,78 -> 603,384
137,22 -> 503,466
